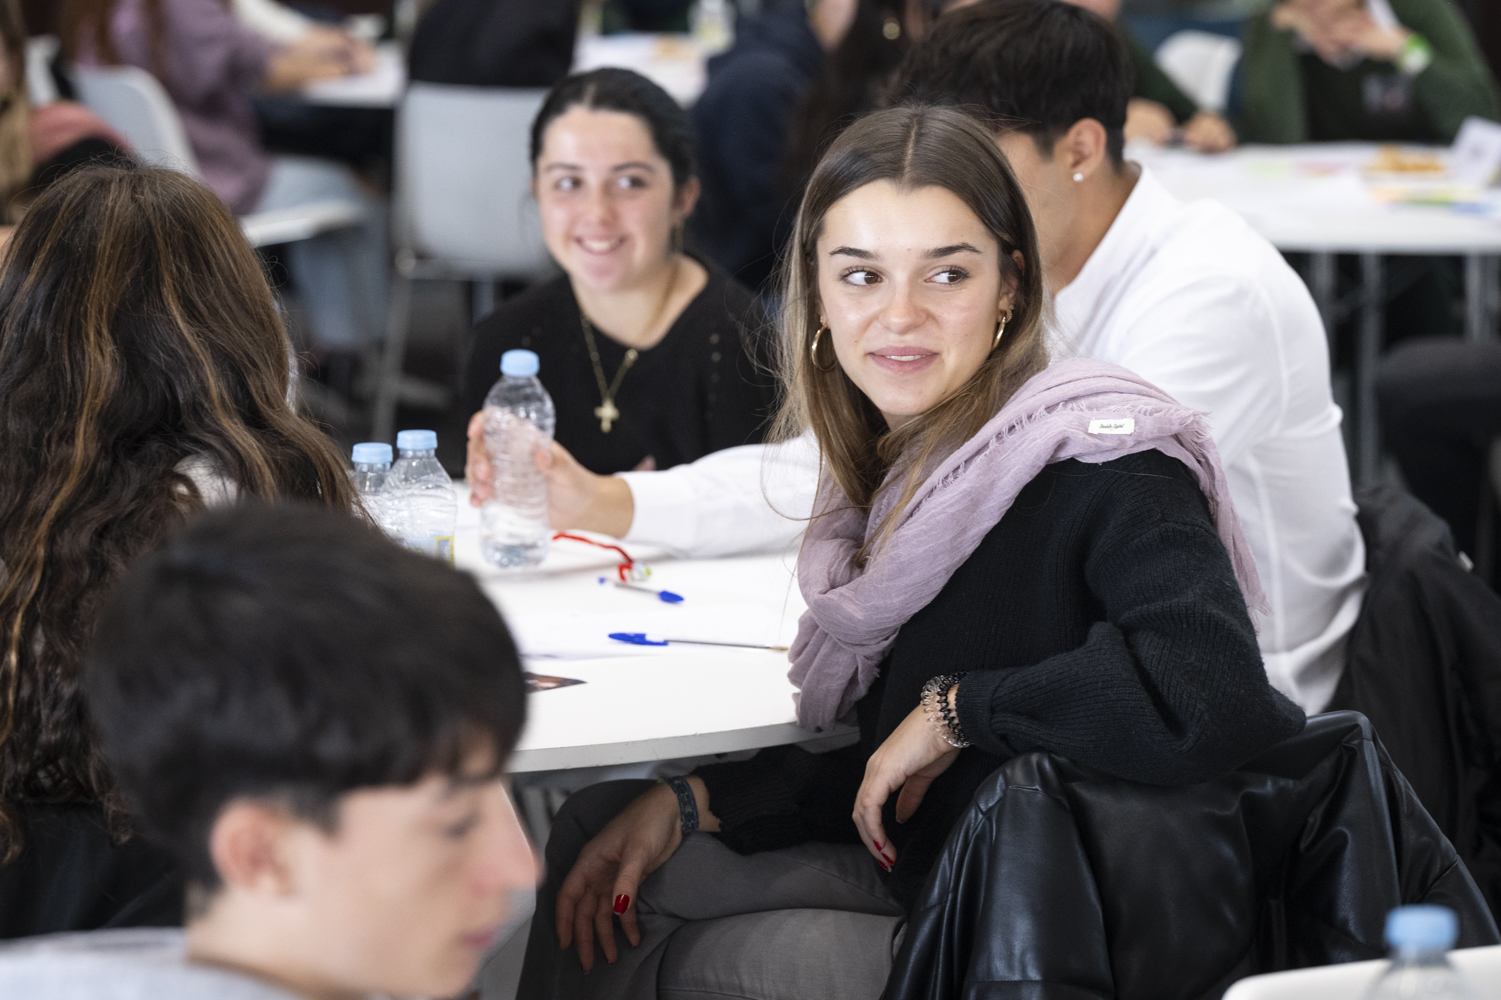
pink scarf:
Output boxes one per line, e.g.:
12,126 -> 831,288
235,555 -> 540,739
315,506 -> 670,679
790,357 -> 1264,730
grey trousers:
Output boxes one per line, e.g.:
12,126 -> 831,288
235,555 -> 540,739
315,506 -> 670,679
516,780 -> 905,1000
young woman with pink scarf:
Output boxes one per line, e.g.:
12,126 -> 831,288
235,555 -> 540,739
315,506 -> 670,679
516,104 -> 1306,1000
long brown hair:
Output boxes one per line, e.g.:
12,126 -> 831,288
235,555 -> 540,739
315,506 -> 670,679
773,104 -> 1048,558
0,163 -> 357,862
61,0 -> 169,76
0,0 -> 31,216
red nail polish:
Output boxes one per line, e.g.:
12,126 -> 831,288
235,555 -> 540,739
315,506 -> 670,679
873,840 -> 883,850
613,894 -> 630,914
882,851 -> 895,866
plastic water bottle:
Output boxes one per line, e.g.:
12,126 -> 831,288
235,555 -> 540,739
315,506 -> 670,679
1364,906 -> 1479,1000
389,429 -> 457,564
351,442 -> 400,539
481,350 -> 556,568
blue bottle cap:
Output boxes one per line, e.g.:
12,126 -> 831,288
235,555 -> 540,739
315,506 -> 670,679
501,349 -> 540,377
1385,905 -> 1457,951
351,442 -> 392,465
396,429 -> 438,451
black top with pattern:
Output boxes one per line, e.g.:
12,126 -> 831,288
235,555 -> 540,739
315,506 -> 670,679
462,256 -> 775,475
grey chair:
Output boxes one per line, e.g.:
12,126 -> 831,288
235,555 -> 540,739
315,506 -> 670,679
71,64 -> 367,248
371,82 -> 556,444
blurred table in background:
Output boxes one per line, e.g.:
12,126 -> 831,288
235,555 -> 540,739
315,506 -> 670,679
300,40 -> 407,108
572,33 -> 710,106
1138,142 -> 1501,483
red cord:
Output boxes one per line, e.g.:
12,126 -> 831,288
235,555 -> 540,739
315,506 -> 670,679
551,532 -> 635,581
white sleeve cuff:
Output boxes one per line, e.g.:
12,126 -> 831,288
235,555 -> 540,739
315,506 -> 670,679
618,468 -> 702,554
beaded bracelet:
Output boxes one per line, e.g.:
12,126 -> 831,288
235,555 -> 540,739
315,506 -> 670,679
921,673 -> 971,748
660,775 -> 700,838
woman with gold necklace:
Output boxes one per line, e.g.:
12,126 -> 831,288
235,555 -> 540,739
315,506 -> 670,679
462,68 -> 775,475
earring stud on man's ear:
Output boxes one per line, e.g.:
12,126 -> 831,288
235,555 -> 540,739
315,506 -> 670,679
1073,172 -> 1084,182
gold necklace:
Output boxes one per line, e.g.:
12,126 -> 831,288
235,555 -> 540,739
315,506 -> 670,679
580,313 -> 638,433
577,257 -> 682,434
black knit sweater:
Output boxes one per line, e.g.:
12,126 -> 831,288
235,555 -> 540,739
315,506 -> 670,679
696,450 -> 1306,906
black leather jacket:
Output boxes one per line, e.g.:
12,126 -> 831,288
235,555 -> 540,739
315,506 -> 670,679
884,713 -> 1499,1000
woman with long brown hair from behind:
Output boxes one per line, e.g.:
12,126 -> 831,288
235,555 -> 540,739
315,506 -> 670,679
0,161 -> 357,938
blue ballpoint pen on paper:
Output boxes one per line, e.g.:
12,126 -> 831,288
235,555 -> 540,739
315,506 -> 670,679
598,577 -> 684,603
609,632 -> 790,652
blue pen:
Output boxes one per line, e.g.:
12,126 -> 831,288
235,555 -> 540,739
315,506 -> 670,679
609,632 -> 790,652
598,577 -> 684,603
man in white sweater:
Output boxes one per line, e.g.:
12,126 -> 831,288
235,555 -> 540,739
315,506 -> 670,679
467,0 -> 1365,714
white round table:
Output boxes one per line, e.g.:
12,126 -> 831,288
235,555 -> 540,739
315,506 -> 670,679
1137,142 -> 1501,483
450,488 -> 844,773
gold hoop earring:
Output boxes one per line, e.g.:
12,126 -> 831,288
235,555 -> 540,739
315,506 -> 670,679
810,317 -> 837,372
992,310 -> 1011,351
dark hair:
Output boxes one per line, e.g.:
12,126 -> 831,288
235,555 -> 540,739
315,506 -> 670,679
773,104 -> 1047,561
891,0 -> 1133,164
83,502 -> 529,891
530,67 -> 697,189
62,0 -> 167,77
781,0 -> 909,195
0,162 -> 358,863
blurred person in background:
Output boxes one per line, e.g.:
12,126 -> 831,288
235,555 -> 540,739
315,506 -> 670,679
0,0 -> 127,237
408,0 -> 580,87
1239,0 -> 1499,143
0,162 -> 357,939
689,0 -> 868,291
462,68 -> 776,476
62,0 -> 389,378
1057,0 -> 1237,152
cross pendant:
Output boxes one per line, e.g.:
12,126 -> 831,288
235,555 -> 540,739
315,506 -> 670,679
595,398 -> 620,433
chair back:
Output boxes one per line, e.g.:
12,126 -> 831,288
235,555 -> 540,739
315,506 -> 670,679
394,83 -> 552,279
25,36 -> 60,107
1223,944 -> 1501,1000
71,65 -> 200,177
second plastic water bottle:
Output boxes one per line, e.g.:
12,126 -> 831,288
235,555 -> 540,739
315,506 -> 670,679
481,350 -> 556,567
351,442 -> 401,540
1364,906 -> 1479,1000
390,429 -> 457,564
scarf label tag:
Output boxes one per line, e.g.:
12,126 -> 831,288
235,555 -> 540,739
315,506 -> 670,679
1088,417 -> 1135,435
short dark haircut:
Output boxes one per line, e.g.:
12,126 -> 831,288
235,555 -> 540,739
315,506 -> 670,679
83,502 -> 527,890
891,0 -> 1133,164
530,67 -> 697,189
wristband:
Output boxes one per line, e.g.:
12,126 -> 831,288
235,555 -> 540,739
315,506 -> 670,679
1396,33 -> 1432,76
661,775 -> 700,838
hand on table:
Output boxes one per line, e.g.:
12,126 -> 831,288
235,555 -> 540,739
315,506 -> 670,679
852,696 -> 959,871
1125,98 -> 1177,146
1182,111 -> 1237,153
556,778 -> 718,971
264,30 -> 375,91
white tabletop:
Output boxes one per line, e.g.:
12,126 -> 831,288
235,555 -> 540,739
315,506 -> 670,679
1137,142 -> 1501,255
299,41 -> 406,108
571,33 -> 710,107
450,487 -> 841,772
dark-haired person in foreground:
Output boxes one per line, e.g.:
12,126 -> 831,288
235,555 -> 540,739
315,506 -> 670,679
0,504 -> 538,999
478,0 -> 1367,718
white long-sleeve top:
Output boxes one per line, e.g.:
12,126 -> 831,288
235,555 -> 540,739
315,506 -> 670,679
621,166 -> 1366,713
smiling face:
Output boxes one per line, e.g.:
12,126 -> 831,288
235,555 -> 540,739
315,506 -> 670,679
815,181 -> 1014,428
533,105 -> 698,294
281,767 -> 538,998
